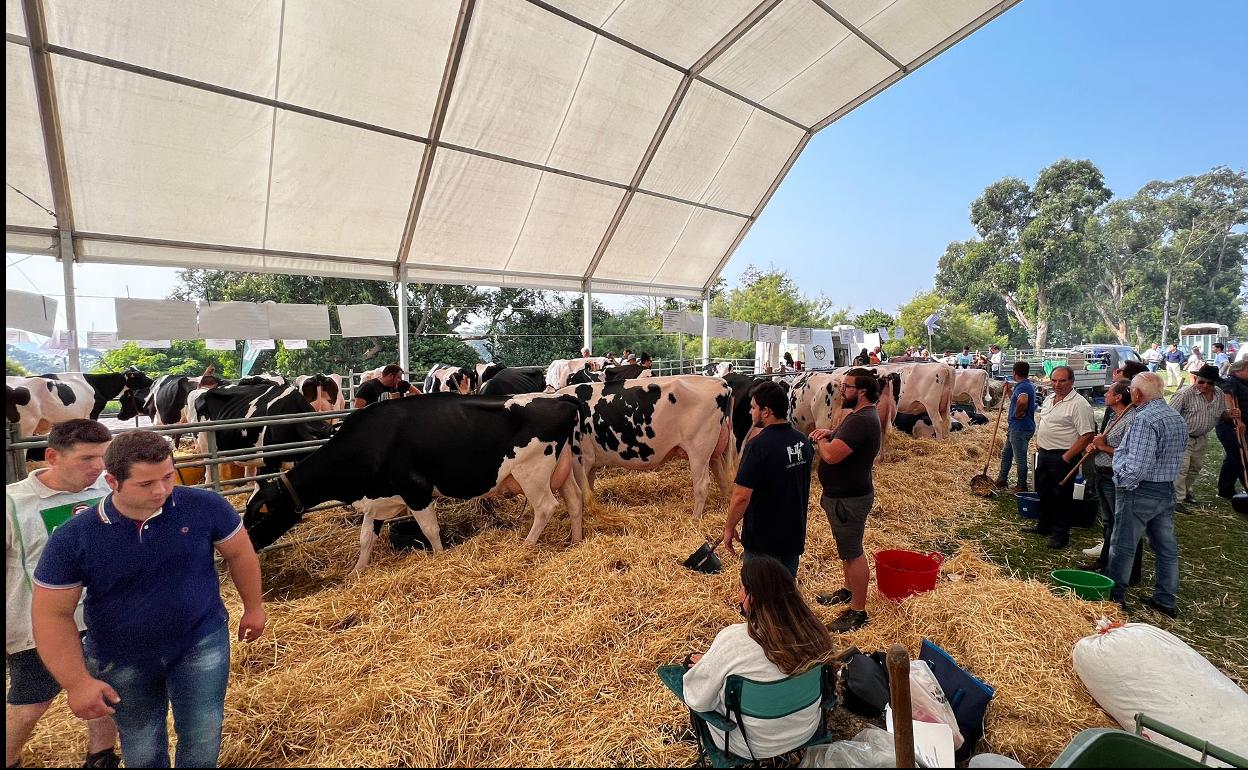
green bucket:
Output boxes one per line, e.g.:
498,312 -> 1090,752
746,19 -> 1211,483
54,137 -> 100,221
1051,569 -> 1114,601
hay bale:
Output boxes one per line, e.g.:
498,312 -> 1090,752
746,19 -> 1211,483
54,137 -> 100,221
19,425 -> 1117,767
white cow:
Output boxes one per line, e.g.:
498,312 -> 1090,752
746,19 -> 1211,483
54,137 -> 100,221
952,368 -> 990,414
545,357 -> 609,391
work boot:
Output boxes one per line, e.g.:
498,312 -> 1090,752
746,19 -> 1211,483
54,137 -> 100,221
83,749 -> 120,769
1046,535 -> 1069,550
1142,597 -> 1178,619
1021,526 -> 1051,536
827,609 -> 870,633
993,479 -> 1008,489
1009,485 -> 1028,493
1184,493 -> 1197,504
815,587 -> 853,606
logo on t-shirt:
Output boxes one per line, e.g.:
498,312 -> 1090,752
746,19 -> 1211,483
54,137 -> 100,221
40,496 -> 104,536
786,442 -> 807,468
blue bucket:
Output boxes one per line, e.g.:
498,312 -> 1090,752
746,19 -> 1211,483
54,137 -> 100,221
1016,492 -> 1040,519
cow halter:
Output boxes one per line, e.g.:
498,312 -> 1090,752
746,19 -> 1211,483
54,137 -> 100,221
277,471 -> 305,513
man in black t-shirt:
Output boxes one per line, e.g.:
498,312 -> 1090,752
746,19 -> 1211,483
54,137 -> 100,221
721,381 -> 813,578
810,368 -> 882,633
353,364 -> 416,408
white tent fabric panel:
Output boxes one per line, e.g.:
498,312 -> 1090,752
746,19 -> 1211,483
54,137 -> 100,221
702,0 -> 865,117
264,111 -> 421,259
44,0 -> 281,97
265,303 -> 331,340
442,0 -> 597,168
592,194 -> 698,283
197,301 -> 270,340
761,31 -> 897,126
5,0 -> 1017,298
114,298 -> 198,340
54,55 -> 271,246
542,38 -> 682,184
75,238 -> 398,281
5,44 -> 56,229
277,0 -> 458,134
503,173 -> 625,276
408,149 -> 540,271
650,206 -> 745,287
858,0 -> 1003,66
6,230 -> 57,257
336,304 -> 396,338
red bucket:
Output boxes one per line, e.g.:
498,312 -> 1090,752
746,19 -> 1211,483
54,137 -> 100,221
874,550 -> 944,601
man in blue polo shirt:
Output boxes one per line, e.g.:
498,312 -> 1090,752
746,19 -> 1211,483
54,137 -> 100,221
996,361 -> 1037,492
31,431 -> 266,769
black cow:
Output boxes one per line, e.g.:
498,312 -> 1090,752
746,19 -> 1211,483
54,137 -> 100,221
603,364 -> 648,382
479,366 -> 547,396
244,393 -> 590,571
189,382 -> 330,475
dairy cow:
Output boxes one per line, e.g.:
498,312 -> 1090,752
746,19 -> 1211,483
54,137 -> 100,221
424,364 -> 480,395
478,366 -> 547,396
6,369 -> 150,437
188,382 -> 331,476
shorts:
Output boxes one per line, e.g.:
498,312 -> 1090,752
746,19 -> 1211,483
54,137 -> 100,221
821,492 -> 874,561
6,647 -> 62,705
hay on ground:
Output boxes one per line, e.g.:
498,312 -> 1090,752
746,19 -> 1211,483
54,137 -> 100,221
21,424 -> 1119,767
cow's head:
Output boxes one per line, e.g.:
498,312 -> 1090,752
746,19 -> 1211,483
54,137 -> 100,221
6,385 -> 31,423
117,386 -> 150,421
244,478 -> 303,550
567,366 -> 600,386
446,369 -> 478,395
122,367 -> 153,393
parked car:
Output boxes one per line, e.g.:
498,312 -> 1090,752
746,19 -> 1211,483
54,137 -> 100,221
1065,344 -> 1143,394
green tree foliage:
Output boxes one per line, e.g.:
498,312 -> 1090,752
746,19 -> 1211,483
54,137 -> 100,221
851,309 -> 896,335
6,358 -> 31,376
97,341 -> 240,378
895,291 -> 1005,354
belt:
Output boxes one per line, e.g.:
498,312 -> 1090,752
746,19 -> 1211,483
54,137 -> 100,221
1095,466 -> 1113,477
1038,448 -> 1066,454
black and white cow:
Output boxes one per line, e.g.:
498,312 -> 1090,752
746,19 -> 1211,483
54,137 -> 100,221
423,364 -> 480,395
478,366 -> 547,396
188,382 -> 331,476
6,369 -> 150,437
602,363 -> 651,383
559,375 -> 735,520
296,373 -> 345,414
244,392 -> 590,571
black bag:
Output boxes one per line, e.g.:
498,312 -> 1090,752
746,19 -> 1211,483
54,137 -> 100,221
840,651 -> 890,716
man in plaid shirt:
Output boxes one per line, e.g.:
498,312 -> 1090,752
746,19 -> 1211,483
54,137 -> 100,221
1110,372 -> 1188,616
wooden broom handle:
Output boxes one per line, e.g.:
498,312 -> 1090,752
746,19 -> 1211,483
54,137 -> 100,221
887,644 -> 915,768
1062,404 -> 1137,486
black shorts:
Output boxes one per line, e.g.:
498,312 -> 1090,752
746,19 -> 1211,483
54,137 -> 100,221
821,492 -> 874,560
6,647 -> 62,705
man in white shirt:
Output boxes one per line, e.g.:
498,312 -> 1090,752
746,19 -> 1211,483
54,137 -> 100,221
6,419 -> 119,769
1023,367 -> 1096,550
989,345 -> 1005,379
1143,343 -> 1163,373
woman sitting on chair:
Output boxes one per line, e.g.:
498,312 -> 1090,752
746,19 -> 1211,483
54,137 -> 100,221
682,556 -> 835,759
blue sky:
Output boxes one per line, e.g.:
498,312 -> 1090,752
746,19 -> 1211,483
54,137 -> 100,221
8,0 -> 1247,332
725,0 -> 1248,316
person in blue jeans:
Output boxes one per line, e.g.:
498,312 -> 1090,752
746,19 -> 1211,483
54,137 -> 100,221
1108,373 -> 1188,617
996,361 -> 1036,492
31,431 -> 266,768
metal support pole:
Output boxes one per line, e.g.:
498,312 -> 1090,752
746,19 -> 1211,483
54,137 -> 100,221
7,424 -> 29,484
701,290 -> 711,369
397,266 -> 410,373
59,230 -> 80,371
205,431 -> 221,493
678,332 -> 684,374
582,283 -> 593,353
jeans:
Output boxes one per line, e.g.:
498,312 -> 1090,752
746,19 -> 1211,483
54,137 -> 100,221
1147,362 -> 1159,372
88,623 -> 230,768
1035,450 -> 1077,541
1108,482 -> 1179,607
1093,472 -> 1141,583
1215,421 -> 1244,497
997,429 -> 1034,487
744,550 -> 800,579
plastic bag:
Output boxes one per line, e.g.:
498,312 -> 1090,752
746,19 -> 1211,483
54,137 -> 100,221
799,726 -> 895,768
909,660 -> 965,749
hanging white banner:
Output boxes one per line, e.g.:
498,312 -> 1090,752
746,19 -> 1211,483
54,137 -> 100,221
878,327 -> 890,341
6,290 -> 59,336
661,310 -> 684,334
205,339 -> 236,350
134,340 -> 171,349
198,302 -> 269,340
754,324 -> 782,343
85,331 -> 121,350
337,305 -> 395,337
281,339 -> 308,350
731,320 -> 752,342
266,303 -> 331,340
245,339 -> 276,350
116,299 -> 198,340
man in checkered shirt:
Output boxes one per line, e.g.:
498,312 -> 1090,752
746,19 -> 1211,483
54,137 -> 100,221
1109,372 -> 1188,616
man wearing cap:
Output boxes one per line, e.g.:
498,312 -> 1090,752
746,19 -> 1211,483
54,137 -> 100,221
1215,359 -> 1247,501
1170,363 -> 1235,511
353,364 -> 416,408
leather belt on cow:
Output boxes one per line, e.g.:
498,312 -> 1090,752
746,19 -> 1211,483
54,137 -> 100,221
278,471 -> 305,513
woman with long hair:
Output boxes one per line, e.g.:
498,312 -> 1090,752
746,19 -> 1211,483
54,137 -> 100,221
681,556 -> 835,759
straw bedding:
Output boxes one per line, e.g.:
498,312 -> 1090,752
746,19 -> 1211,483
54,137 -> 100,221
22,424 -> 1122,767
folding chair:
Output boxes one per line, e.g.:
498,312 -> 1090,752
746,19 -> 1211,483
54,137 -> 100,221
657,663 -> 838,768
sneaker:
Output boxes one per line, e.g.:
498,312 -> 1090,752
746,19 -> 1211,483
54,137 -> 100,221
83,749 -> 120,769
1142,597 -> 1178,619
815,587 -> 853,606
1175,502 -> 1190,513
1081,541 -> 1104,558
827,609 -> 870,633
1184,493 -> 1197,504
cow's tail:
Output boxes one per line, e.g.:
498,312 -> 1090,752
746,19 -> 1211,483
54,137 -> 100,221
569,397 -> 596,512
721,391 -> 739,477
